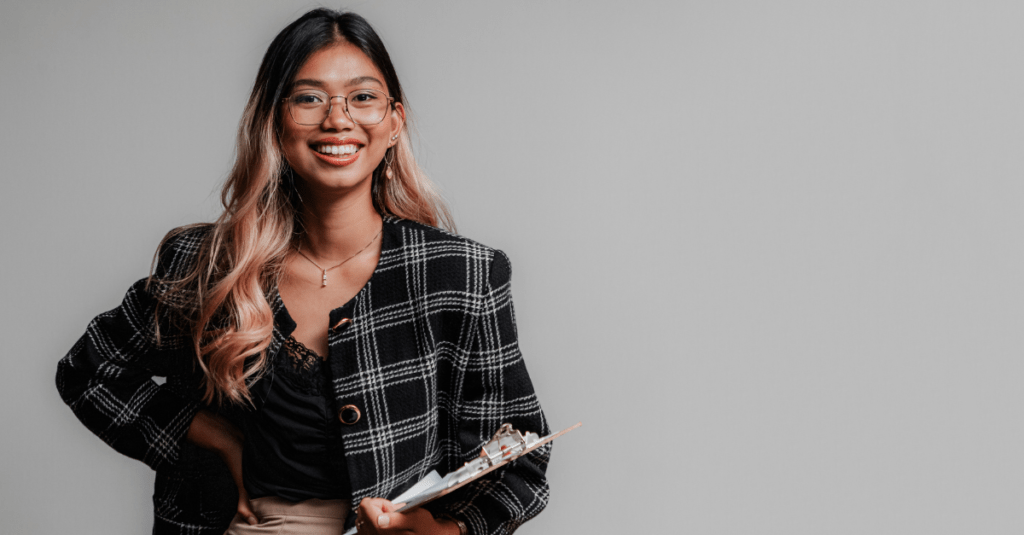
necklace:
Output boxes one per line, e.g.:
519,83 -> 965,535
294,226 -> 383,287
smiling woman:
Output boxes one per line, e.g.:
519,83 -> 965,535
55,8 -> 550,535
279,42 -> 404,195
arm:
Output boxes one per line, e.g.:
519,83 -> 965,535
55,230 -> 204,471
352,249 -> 547,535
426,249 -> 552,535
188,408 -> 257,525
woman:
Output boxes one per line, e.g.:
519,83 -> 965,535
56,9 -> 550,535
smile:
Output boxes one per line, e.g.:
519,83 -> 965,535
310,140 -> 363,166
315,144 -> 360,156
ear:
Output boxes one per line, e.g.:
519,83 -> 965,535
389,102 -> 406,146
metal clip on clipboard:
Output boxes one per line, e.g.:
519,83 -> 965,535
342,422 -> 581,534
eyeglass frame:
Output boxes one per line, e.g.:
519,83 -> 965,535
281,88 -> 396,126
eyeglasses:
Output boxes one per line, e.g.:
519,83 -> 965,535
283,88 -> 395,126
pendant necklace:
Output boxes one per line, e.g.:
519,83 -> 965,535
294,226 -> 382,287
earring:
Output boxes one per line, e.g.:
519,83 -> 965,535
384,148 -> 395,180
390,133 -> 399,143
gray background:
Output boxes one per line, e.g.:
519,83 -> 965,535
2,0 -> 1022,533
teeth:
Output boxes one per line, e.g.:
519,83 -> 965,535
317,144 -> 359,156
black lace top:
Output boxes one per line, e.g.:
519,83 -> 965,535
240,336 -> 350,501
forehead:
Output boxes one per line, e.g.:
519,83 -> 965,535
292,41 -> 385,90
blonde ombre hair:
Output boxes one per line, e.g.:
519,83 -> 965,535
154,9 -> 452,405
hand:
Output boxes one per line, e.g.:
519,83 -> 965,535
356,498 -> 461,535
186,409 -> 256,525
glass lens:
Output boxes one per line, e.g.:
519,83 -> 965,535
288,90 -> 329,125
347,89 -> 389,125
285,89 -> 390,125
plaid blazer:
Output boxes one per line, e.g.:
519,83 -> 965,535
56,217 -> 551,535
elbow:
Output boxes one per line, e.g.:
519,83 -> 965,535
55,349 -> 84,409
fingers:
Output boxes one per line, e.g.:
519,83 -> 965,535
237,500 -> 258,526
381,501 -> 406,513
236,487 -> 257,526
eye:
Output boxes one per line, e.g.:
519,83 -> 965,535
349,90 -> 381,105
290,91 -> 326,106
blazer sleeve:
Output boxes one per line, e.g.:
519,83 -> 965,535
429,249 -> 552,535
55,230 -> 204,472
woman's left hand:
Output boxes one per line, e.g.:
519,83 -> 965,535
356,498 -> 460,535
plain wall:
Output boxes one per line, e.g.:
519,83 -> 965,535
2,1 -> 1022,533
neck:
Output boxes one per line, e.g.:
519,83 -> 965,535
296,182 -> 383,263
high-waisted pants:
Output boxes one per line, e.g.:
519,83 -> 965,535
223,496 -> 351,535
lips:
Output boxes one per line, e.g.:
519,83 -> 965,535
310,137 -> 363,166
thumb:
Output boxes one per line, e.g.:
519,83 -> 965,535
377,500 -> 394,528
237,489 -> 257,526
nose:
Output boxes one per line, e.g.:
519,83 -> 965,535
321,96 -> 354,129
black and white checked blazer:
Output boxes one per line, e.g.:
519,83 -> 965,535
56,217 -> 551,535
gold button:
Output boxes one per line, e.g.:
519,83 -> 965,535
338,404 -> 361,425
332,317 -> 353,330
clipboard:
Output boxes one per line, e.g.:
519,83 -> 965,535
342,422 -> 580,534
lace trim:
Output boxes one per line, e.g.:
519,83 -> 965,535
283,336 -> 325,374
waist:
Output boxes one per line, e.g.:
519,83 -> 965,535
250,496 -> 351,519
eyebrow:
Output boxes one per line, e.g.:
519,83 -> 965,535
291,78 -> 327,89
291,76 -> 385,90
346,76 -> 384,88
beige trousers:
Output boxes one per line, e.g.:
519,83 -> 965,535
223,496 -> 351,535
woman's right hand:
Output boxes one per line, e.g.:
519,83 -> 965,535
187,409 -> 257,525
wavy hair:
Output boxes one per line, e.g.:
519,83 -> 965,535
154,9 -> 452,405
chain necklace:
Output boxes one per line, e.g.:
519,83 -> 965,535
294,227 -> 383,287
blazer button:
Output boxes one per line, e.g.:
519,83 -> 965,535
338,404 -> 361,425
332,317 -> 353,330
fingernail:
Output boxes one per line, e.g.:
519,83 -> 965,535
247,516 -> 258,526
378,514 -> 390,528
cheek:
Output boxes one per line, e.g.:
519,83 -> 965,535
280,127 -> 307,164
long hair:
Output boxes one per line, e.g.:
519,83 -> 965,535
154,9 -> 453,405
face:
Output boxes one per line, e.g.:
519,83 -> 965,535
279,42 -> 405,195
